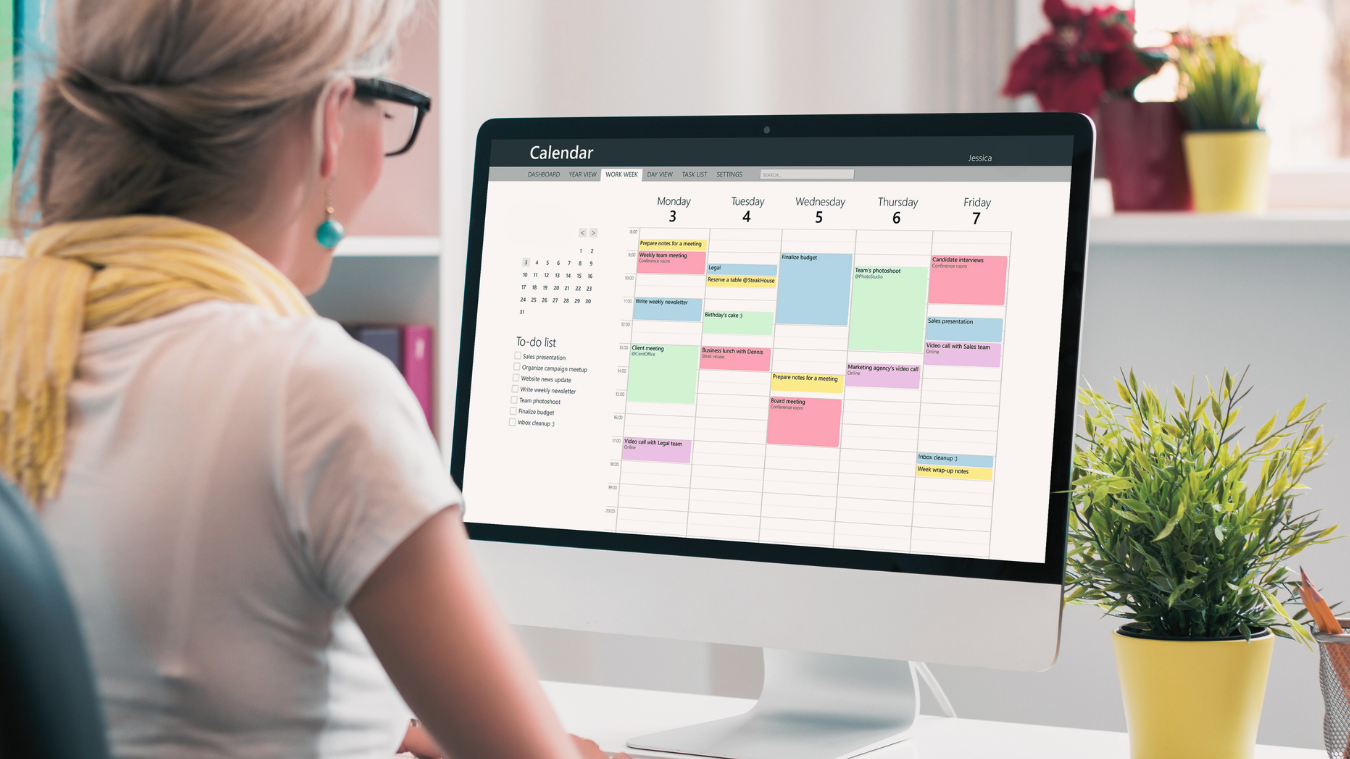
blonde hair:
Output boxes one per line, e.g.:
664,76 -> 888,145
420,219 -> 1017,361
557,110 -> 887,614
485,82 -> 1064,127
15,0 -> 415,229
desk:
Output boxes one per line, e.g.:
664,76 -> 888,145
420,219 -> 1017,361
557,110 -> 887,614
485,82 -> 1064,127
542,681 -> 1323,759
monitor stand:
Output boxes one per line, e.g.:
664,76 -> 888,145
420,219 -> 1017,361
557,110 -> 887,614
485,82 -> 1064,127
626,649 -> 918,759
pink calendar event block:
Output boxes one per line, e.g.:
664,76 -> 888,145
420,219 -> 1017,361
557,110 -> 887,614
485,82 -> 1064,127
622,437 -> 692,463
928,255 -> 1008,306
637,249 -> 707,274
924,341 -> 1002,367
700,346 -> 771,371
766,397 -> 842,447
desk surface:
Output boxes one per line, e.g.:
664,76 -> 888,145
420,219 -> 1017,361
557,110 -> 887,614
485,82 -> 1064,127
542,681 -> 1323,759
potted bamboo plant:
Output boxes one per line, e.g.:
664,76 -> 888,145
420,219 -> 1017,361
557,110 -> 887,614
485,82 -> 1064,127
1070,369 -> 1336,759
1176,35 -> 1269,212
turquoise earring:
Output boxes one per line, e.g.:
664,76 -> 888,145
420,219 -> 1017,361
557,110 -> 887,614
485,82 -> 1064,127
315,188 -> 345,249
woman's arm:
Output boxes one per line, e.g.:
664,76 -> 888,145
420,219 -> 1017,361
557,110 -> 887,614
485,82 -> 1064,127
351,507 -> 626,759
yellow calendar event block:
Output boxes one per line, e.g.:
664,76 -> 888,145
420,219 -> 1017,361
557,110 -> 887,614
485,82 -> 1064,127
915,464 -> 993,481
770,373 -> 843,394
707,275 -> 777,288
639,239 -> 707,251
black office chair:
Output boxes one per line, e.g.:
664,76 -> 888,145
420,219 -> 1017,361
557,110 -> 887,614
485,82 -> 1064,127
0,476 -> 111,759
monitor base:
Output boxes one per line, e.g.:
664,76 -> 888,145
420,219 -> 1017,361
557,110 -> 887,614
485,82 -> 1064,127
626,649 -> 918,759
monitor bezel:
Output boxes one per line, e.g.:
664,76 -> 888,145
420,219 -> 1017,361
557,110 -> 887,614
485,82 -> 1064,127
453,113 -> 1093,587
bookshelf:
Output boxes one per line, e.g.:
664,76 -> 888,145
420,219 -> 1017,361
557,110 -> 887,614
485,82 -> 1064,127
309,255 -> 439,326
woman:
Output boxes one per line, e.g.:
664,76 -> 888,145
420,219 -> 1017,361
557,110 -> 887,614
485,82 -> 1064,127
0,0 -> 627,757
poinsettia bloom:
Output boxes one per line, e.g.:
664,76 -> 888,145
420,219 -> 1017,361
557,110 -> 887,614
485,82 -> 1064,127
1003,0 -> 1161,114
1035,64 -> 1106,118
1103,48 -> 1155,92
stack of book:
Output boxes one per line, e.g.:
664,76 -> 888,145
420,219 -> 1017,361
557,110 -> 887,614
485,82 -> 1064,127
345,324 -> 434,434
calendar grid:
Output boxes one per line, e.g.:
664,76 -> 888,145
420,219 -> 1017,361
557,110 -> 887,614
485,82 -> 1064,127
613,226 -> 1011,556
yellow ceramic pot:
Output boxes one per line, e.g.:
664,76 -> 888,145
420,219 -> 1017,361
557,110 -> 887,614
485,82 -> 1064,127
1182,130 -> 1270,212
1113,627 -> 1274,759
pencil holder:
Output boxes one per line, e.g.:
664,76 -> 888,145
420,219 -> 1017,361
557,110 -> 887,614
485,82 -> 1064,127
1316,626 -> 1350,758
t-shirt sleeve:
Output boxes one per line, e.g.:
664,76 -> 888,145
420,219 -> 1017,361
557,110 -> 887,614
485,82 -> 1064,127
278,320 -> 460,607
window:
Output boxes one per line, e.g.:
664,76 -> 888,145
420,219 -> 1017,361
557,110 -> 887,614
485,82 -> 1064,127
1133,0 -> 1345,169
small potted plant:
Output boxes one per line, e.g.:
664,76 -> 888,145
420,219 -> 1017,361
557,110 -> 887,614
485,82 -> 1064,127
1175,35 -> 1269,212
1002,0 -> 1188,211
1070,369 -> 1335,758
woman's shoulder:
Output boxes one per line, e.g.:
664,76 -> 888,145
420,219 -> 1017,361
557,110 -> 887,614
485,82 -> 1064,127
79,300 -> 398,398
82,299 -> 322,352
202,302 -> 408,405
85,300 -> 371,362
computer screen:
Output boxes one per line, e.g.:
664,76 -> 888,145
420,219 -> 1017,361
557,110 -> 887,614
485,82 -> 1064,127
454,116 -> 1090,583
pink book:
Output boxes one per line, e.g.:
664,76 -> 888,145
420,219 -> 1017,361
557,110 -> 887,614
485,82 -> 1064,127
401,325 -> 434,435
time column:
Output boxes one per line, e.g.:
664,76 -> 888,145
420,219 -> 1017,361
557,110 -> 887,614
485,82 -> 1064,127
606,227 -> 640,524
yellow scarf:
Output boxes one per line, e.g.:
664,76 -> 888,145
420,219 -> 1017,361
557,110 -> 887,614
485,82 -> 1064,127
0,215 -> 315,505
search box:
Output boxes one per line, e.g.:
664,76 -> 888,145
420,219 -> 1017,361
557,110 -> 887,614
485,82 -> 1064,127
759,169 -> 855,180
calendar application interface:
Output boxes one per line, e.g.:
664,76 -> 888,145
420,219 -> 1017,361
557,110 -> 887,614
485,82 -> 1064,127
464,136 -> 1074,563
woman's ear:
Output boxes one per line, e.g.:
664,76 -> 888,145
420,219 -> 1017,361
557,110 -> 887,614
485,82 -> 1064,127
318,78 -> 356,180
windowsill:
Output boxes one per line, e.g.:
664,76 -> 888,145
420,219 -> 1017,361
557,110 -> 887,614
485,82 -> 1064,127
1090,210 -> 1350,247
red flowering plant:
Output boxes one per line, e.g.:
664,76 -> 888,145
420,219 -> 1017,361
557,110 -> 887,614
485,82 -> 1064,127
1003,0 -> 1168,114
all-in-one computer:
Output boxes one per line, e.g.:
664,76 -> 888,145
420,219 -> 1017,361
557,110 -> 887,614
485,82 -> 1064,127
452,113 -> 1094,759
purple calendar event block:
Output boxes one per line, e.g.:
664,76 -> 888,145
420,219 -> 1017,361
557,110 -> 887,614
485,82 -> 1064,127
845,363 -> 921,389
924,341 -> 1002,367
622,437 -> 692,463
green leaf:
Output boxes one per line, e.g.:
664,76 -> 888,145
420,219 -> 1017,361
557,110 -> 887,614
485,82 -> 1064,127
1177,37 -> 1262,129
1287,398 -> 1306,423
1154,501 -> 1187,542
1256,414 -> 1275,442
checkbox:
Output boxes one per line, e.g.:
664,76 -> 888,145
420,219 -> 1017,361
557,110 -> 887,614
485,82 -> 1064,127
513,363 -> 520,370
508,418 -> 515,427
512,374 -> 520,381
510,396 -> 518,404
514,351 -> 521,359
510,407 -> 517,414
512,385 -> 519,392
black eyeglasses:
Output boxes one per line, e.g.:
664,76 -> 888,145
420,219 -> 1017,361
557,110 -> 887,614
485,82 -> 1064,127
354,76 -> 432,157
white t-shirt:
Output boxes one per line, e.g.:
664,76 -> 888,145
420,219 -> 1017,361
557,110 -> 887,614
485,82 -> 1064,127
41,301 -> 460,759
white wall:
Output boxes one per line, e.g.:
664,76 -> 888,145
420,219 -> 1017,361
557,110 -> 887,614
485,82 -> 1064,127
458,0 -> 1014,121
441,1 -> 1348,751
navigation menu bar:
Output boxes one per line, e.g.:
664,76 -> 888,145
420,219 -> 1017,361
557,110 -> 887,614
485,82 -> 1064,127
487,165 -> 1072,182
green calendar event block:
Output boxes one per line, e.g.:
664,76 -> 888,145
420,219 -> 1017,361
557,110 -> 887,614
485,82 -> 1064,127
848,267 -> 927,352
628,344 -> 699,403
703,310 -> 774,335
